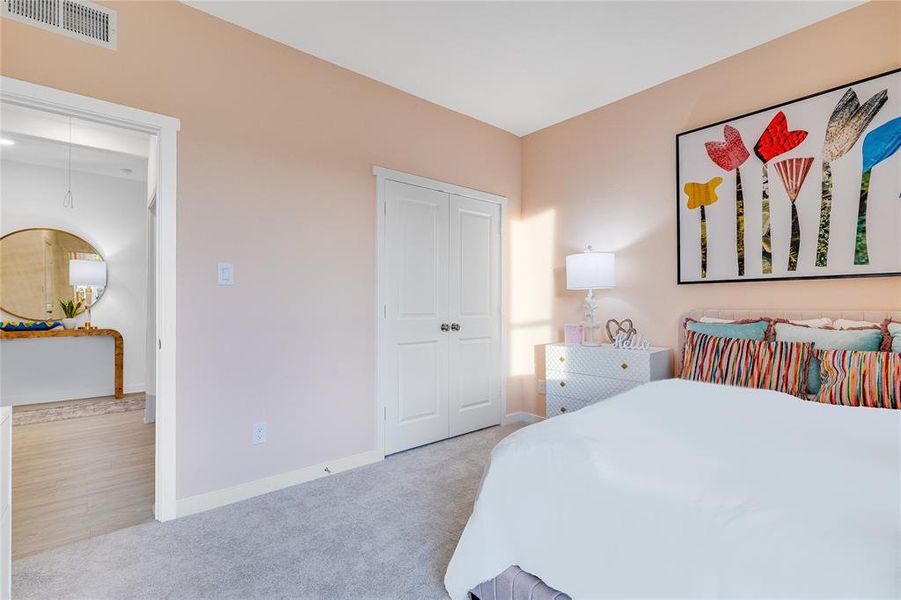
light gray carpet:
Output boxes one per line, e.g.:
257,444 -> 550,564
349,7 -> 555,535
13,424 -> 524,600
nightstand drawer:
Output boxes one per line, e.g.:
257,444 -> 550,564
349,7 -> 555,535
545,394 -> 594,417
545,370 -> 636,403
546,345 -> 650,382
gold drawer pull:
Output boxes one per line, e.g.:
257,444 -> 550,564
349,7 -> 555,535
560,407 -> 567,413
558,356 -> 565,363
559,381 -> 566,387
621,362 -> 629,370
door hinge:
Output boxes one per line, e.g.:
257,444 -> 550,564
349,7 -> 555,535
383,304 -> 387,318
383,202 -> 387,216
158,339 -> 162,350
383,406 -> 387,421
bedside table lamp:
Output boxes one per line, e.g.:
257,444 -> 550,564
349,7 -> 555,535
69,259 -> 107,329
566,246 -> 615,346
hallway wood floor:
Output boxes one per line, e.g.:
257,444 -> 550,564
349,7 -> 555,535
12,406 -> 154,559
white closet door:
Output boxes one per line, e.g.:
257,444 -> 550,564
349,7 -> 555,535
383,180 -> 450,454
448,194 -> 501,436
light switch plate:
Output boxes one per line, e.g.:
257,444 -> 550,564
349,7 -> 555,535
217,263 -> 234,285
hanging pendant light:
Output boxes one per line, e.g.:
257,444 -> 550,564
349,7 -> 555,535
63,117 -> 75,209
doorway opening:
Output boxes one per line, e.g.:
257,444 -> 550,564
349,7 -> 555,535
0,77 -> 179,590
1,104 -> 156,558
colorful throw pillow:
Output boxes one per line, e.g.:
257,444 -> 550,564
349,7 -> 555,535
681,330 -> 812,398
815,350 -> 900,409
684,318 -> 770,340
0,320 -> 63,331
754,339 -> 814,398
774,322 -> 883,395
681,330 -> 760,387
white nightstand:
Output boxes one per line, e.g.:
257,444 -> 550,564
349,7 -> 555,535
545,343 -> 673,417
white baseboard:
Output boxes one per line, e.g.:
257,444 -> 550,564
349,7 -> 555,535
175,449 -> 384,518
501,411 -> 544,426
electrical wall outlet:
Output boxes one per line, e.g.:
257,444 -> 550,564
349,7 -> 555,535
252,422 -> 267,445
538,379 -> 547,394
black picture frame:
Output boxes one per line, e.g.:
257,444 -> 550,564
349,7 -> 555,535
675,67 -> 900,285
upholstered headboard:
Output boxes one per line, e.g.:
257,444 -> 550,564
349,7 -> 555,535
678,309 -> 901,351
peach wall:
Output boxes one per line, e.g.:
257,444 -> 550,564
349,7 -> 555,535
518,1 -> 901,416
3,0 -> 899,497
0,1 -> 521,498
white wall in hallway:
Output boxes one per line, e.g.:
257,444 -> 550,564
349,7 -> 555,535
1,160 -> 148,404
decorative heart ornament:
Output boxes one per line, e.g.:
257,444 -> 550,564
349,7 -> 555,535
605,318 -> 637,343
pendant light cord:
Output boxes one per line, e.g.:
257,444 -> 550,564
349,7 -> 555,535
63,117 -> 74,209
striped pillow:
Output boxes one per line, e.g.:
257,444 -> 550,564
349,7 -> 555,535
754,339 -> 813,398
815,350 -> 900,409
681,330 -> 760,387
681,330 -> 812,397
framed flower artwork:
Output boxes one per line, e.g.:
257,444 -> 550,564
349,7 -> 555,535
676,68 -> 900,284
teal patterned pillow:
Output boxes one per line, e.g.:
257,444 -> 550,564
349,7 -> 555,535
774,322 -> 884,395
684,319 -> 770,340
888,322 -> 901,353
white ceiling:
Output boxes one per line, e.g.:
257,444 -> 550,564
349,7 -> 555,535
185,1 -> 860,136
0,104 -> 149,181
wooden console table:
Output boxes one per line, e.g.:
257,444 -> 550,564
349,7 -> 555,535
0,328 -> 124,399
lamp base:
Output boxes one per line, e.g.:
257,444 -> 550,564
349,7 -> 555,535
581,290 -> 601,346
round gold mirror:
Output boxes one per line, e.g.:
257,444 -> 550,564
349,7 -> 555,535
0,228 -> 106,320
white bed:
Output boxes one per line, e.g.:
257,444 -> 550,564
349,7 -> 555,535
445,378 -> 901,599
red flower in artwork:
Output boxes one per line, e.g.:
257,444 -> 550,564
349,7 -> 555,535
704,125 -> 750,171
754,111 -> 808,163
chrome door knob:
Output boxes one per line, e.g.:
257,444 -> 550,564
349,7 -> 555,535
451,323 -> 461,331
441,323 -> 450,332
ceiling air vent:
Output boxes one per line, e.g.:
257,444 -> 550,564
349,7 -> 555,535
2,0 -> 116,49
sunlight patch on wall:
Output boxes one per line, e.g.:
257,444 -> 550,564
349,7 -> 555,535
510,324 -> 553,378
509,209 -> 555,376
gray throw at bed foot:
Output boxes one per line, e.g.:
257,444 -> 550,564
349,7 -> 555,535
470,566 -> 571,600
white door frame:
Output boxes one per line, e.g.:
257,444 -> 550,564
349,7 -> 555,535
0,77 -> 181,521
373,166 -> 507,454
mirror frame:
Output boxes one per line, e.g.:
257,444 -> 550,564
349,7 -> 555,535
0,227 -> 107,320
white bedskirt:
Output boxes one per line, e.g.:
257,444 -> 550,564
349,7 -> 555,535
445,379 -> 901,599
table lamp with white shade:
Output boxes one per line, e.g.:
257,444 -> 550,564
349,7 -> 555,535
69,259 -> 107,329
566,246 -> 615,346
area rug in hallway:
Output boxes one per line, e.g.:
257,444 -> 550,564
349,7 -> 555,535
12,393 -> 145,426
13,423 -> 525,600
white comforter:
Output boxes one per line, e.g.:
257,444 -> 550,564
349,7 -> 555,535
445,379 -> 901,599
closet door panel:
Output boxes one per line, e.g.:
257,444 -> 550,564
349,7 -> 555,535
383,181 -> 449,454
448,194 -> 501,436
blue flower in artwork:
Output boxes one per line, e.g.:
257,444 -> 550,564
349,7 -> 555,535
862,117 -> 901,172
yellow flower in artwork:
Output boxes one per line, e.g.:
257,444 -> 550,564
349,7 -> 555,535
683,176 -> 722,279
683,177 -> 723,209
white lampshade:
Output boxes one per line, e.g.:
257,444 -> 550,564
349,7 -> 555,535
69,259 -> 107,287
566,248 -> 615,290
